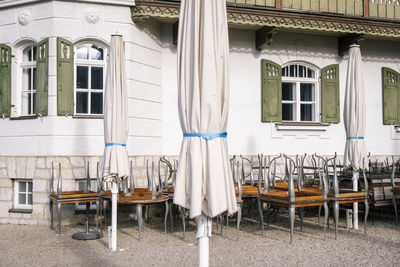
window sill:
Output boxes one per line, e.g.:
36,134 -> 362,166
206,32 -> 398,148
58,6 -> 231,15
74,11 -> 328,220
275,122 -> 330,131
73,114 -> 104,119
9,115 -> 38,120
8,208 -> 33,214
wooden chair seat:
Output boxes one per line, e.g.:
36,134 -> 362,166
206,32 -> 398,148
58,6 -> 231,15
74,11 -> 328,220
102,190 -> 125,196
261,189 -> 325,208
274,181 -> 298,191
235,185 -> 258,196
50,190 -> 98,199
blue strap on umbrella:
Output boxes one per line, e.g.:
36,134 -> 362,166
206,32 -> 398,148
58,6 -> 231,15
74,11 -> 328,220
105,143 -> 126,147
347,137 -> 364,140
183,132 -> 227,141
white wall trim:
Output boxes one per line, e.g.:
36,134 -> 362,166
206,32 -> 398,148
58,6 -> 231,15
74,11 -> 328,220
0,0 -> 135,9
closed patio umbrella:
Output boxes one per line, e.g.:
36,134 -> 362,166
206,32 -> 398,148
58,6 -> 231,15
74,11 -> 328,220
102,34 -> 129,251
343,44 -> 367,230
174,0 -> 237,265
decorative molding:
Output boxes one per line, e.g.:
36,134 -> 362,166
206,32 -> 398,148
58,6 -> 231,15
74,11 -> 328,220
0,0 -> 135,9
17,9 -> 31,26
84,7 -> 100,24
132,0 -> 400,39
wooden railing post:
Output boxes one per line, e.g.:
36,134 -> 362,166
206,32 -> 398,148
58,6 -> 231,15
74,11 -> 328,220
276,0 -> 282,9
363,0 -> 369,18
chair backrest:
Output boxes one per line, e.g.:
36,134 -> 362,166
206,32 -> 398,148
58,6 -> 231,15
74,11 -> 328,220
230,156 -> 242,200
240,155 -> 254,186
284,155 -> 296,202
146,159 -> 157,199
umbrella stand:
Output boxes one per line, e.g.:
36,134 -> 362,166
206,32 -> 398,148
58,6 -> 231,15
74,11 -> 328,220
111,181 -> 118,251
196,214 -> 212,267
352,171 -> 359,230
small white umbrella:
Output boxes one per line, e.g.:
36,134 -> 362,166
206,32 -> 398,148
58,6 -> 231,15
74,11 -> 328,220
174,0 -> 237,266
102,34 -> 129,251
343,44 -> 367,230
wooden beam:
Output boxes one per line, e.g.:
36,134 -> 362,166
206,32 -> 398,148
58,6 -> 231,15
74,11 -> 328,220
276,0 -> 282,9
363,0 -> 369,18
338,34 -> 366,56
255,26 -> 276,51
172,21 -> 179,46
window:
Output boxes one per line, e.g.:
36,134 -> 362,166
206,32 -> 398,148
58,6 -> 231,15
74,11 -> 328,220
261,59 -> 339,124
74,43 -> 106,116
281,63 -> 318,122
14,180 -> 33,210
20,44 -> 37,115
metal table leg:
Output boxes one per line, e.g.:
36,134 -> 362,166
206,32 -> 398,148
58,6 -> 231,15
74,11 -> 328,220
164,201 -> 169,233
50,199 -> 53,229
57,202 -> 62,235
237,203 -> 242,241
72,202 -> 103,240
136,204 -> 142,241
180,207 -> 185,239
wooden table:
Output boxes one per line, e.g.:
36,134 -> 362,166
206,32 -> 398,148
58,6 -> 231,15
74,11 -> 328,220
49,191 -> 102,239
102,192 -> 169,240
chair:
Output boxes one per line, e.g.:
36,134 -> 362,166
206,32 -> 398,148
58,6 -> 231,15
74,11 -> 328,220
259,155 -> 328,244
389,157 -> 400,222
367,156 -> 400,223
322,155 -> 369,238
159,157 -> 186,238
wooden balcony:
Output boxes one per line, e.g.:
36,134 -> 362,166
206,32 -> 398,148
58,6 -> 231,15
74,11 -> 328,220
132,0 -> 400,42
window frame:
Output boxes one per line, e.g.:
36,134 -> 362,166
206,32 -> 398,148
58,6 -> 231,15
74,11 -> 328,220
13,179 -> 33,210
73,42 -> 107,117
281,62 -> 320,123
12,42 -> 38,118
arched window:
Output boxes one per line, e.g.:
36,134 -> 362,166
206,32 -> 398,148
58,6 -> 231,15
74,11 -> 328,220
20,44 -> 37,115
281,62 -> 319,122
74,42 -> 107,115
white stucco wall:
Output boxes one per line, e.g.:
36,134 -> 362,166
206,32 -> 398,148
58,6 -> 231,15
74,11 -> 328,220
161,29 -> 400,156
0,0 -> 162,156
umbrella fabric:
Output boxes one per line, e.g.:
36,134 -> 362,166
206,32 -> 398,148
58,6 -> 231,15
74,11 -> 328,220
343,45 -> 367,170
174,0 -> 237,219
102,35 -> 129,185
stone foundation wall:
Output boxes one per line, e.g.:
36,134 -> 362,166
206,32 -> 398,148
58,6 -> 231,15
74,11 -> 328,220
0,155 -> 178,226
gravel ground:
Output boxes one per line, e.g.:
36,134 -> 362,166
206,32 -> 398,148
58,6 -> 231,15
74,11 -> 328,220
0,207 -> 399,267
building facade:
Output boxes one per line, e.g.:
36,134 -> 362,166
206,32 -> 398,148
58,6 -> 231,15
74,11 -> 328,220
0,0 -> 399,225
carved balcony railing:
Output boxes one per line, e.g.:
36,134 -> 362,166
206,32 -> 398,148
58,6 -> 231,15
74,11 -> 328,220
226,0 -> 400,20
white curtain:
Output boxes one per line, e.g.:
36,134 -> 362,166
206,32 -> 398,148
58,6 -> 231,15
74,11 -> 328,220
102,35 -> 129,185
174,0 -> 237,219
343,45 -> 367,170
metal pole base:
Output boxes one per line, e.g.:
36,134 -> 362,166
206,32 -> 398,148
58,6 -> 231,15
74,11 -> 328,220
72,231 -> 103,240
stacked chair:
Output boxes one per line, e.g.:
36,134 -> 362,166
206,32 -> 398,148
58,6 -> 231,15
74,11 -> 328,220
259,154 -> 328,244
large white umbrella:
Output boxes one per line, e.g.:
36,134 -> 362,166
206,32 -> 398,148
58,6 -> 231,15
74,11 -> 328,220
343,44 -> 367,230
102,34 -> 129,251
174,0 -> 237,265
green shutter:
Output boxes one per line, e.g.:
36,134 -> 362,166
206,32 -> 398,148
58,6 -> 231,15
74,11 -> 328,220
321,64 -> 340,123
382,67 -> 400,125
0,44 -> 11,117
261,59 -> 282,122
36,38 -> 49,116
57,37 -> 74,116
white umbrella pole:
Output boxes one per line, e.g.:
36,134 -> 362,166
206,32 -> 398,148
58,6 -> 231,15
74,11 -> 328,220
352,171 -> 359,230
111,181 -> 118,251
196,215 -> 212,267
